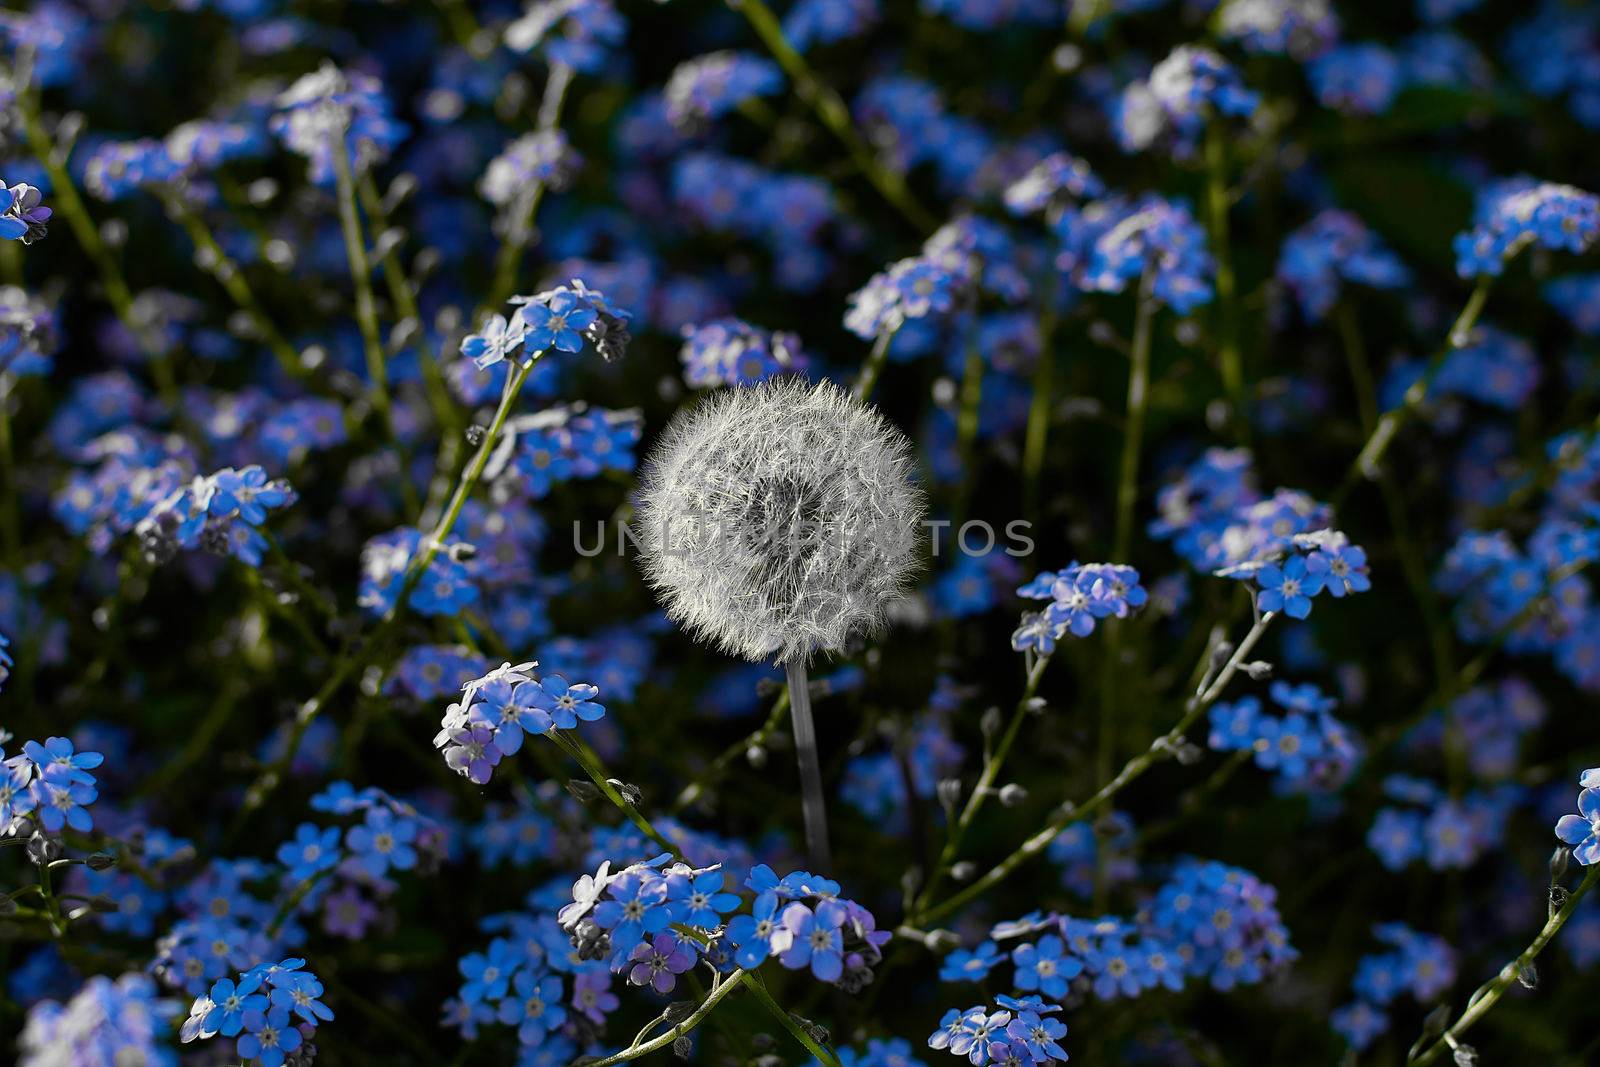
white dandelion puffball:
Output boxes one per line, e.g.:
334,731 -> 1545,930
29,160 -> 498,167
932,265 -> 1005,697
635,377 -> 924,664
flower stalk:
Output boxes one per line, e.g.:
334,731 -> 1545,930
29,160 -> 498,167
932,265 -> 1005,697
913,610 -> 1275,927
786,657 -> 832,872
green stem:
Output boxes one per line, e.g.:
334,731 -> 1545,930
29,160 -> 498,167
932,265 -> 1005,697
164,195 -> 309,387
355,171 -> 462,442
729,0 -> 935,233
583,970 -> 750,1066
17,76 -> 179,406
672,687 -> 791,813
328,130 -> 416,514
1337,302 -> 1455,688
0,392 -> 19,561
551,732 -> 842,1067
1021,296 -> 1058,524
1204,122 -> 1245,437
232,361 -> 533,831
1113,269 -> 1157,564
485,63 -> 573,310
1097,271 -> 1156,903
551,729 -> 677,855
913,612 -> 1274,927
1411,865 -> 1600,1065
1345,276 -> 1491,492
911,654 -> 1051,916
854,326 -> 897,402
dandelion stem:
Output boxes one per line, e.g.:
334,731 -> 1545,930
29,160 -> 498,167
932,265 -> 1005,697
729,0 -> 935,233
786,658 -> 833,872
1410,864 -> 1600,1065
912,612 -> 1273,927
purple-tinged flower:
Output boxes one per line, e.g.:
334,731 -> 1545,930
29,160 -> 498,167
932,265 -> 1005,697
322,885 -> 380,939
0,182 -> 51,244
1005,1010 -> 1069,1063
775,900 -> 846,982
572,971 -> 619,1025
438,720 -> 504,785
460,313 -> 527,370
627,932 -> 698,993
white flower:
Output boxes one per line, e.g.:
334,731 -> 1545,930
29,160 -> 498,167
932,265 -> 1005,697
558,860 -> 614,929
634,377 -> 923,664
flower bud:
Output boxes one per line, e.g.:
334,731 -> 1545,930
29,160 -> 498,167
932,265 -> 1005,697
936,778 -> 963,813
1172,739 -> 1204,765
950,861 -> 976,882
27,833 -> 62,866
1242,660 -> 1274,680
998,784 -> 1028,807
980,707 -> 1003,737
1550,847 -> 1571,882
86,853 -> 117,871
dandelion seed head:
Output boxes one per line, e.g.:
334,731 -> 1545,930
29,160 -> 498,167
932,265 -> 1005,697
634,377 -> 923,664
